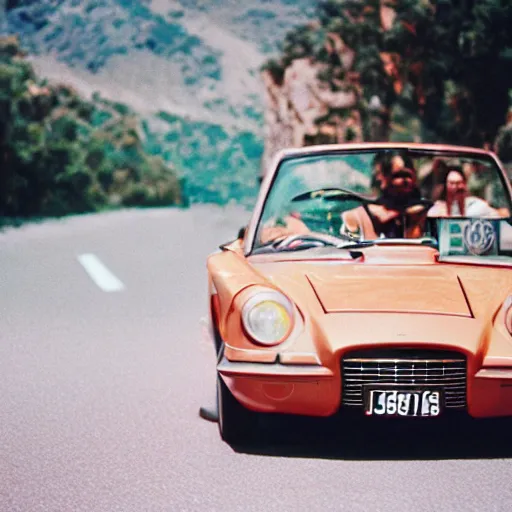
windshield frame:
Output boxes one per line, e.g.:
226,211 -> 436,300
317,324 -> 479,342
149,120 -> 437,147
243,144 -> 512,257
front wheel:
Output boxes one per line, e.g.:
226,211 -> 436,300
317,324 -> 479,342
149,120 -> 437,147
217,374 -> 259,445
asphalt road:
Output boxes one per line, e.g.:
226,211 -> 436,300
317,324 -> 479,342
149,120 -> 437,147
1,205 -> 512,512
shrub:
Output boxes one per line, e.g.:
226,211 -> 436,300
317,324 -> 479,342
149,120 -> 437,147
0,36 -> 184,223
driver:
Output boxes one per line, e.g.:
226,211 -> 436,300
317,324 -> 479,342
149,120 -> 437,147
341,151 -> 427,239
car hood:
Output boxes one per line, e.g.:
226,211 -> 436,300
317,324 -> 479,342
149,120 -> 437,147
249,248 -> 511,320
304,266 -> 471,316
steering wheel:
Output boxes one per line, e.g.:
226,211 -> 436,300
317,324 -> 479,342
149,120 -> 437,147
271,233 -> 345,251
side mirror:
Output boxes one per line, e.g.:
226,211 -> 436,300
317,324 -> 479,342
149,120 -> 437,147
219,227 -> 247,251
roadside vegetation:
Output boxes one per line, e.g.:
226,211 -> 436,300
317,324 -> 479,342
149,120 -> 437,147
0,35 -> 185,226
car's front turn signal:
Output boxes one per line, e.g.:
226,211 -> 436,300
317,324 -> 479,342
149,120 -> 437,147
241,290 -> 294,346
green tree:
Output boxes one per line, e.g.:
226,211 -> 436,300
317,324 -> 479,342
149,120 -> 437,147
264,0 -> 512,148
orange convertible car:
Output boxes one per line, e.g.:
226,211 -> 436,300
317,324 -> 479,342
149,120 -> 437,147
206,143 -> 512,444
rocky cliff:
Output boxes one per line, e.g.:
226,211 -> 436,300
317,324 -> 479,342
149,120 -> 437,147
259,2 -> 396,176
261,53 -> 360,175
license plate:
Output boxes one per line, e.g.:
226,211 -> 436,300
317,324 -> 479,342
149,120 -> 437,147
365,389 -> 442,417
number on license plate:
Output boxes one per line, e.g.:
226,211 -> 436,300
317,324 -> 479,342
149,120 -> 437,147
365,390 -> 441,417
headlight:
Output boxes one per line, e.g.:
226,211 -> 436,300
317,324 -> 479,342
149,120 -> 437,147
505,295 -> 512,336
241,290 -> 294,346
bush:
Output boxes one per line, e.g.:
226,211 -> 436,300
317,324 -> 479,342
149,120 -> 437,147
0,36 -> 184,223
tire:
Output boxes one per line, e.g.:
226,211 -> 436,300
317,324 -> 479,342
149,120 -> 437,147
217,374 -> 258,445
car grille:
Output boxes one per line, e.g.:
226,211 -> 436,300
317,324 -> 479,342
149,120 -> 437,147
341,348 -> 467,410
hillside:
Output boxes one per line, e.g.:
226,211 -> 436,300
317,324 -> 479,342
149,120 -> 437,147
2,0 -> 313,128
1,0 -> 314,205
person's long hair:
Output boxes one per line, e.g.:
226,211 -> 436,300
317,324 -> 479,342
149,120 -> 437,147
439,166 -> 467,216
438,166 -> 466,201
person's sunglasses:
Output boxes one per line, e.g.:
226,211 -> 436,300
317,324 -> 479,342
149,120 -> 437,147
391,169 -> 415,180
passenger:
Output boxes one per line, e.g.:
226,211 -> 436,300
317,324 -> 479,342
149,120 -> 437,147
427,166 -> 500,218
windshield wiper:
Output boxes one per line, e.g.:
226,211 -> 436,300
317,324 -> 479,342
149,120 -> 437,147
337,240 -> 375,250
339,237 -> 438,250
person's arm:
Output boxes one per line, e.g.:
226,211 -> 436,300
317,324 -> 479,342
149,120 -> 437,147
341,206 -> 378,240
427,201 -> 446,217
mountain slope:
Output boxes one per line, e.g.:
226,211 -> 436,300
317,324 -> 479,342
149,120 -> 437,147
2,0 -> 313,130
1,0 -> 314,205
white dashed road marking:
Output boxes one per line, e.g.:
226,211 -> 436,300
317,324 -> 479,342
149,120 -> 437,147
77,253 -> 125,292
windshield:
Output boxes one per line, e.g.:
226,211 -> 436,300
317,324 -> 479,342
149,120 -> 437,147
253,148 -> 512,258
